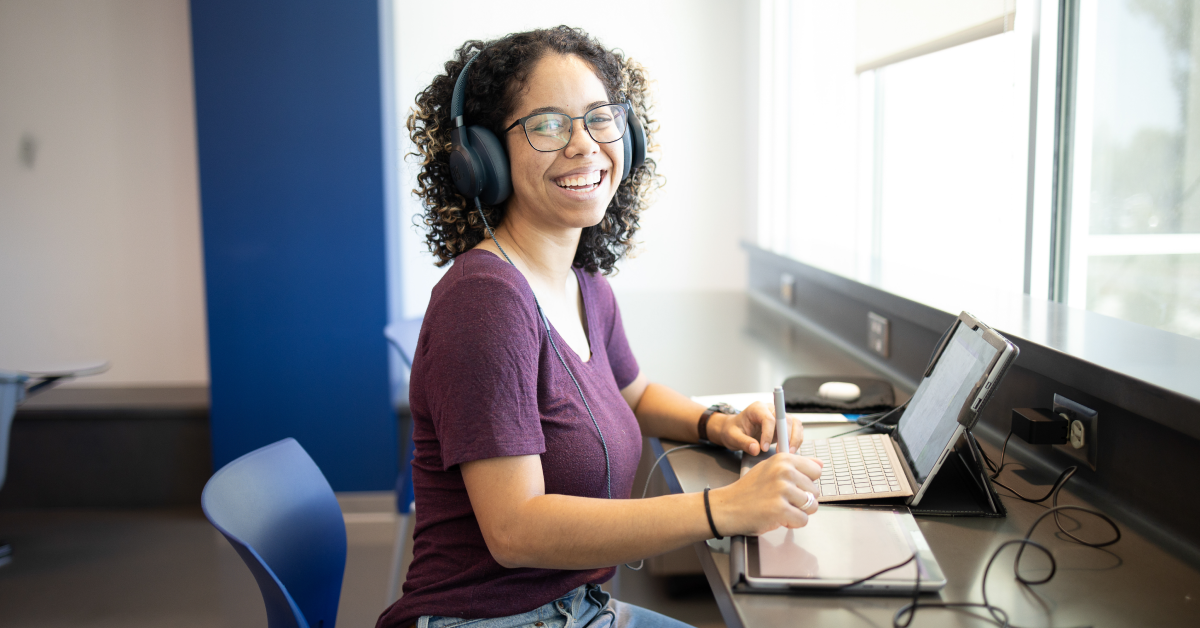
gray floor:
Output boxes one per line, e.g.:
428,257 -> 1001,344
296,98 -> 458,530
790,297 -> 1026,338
0,493 -> 725,628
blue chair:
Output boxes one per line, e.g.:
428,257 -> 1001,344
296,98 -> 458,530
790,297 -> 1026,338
202,438 -> 346,628
383,318 -> 422,603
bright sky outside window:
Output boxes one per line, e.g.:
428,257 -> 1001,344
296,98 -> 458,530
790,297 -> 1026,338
1069,0 -> 1200,339
759,1 -> 1030,316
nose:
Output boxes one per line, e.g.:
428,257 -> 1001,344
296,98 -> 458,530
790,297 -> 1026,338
563,117 -> 599,158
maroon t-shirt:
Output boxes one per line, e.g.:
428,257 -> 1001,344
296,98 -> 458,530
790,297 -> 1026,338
378,249 -> 643,627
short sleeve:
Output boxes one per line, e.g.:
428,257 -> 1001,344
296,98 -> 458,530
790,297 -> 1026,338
419,270 -> 547,470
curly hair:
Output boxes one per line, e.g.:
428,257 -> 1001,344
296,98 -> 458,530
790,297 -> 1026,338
406,26 -> 662,274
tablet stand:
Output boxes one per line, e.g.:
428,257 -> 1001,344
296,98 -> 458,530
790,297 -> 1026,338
908,430 -> 1005,518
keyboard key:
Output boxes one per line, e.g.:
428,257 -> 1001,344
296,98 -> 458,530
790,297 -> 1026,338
873,484 -> 891,492
839,486 -> 858,495
855,486 -> 875,494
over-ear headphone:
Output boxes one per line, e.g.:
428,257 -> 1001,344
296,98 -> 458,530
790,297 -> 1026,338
448,52 -> 647,205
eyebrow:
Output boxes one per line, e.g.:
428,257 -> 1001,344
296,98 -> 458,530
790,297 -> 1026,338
523,101 -> 611,117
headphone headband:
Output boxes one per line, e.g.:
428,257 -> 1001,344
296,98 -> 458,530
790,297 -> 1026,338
449,53 -> 479,121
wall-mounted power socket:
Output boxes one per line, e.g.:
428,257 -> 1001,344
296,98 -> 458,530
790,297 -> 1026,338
780,272 -> 795,305
1052,393 -> 1098,470
867,312 -> 889,358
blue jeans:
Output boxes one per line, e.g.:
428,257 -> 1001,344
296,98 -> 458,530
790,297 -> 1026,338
416,585 -> 694,628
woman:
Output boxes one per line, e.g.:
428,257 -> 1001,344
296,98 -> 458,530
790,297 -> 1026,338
378,26 -> 822,628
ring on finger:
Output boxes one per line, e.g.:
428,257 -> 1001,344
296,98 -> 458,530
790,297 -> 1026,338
801,491 -> 817,510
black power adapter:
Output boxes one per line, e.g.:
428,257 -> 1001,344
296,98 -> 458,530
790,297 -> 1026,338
1011,408 -> 1069,445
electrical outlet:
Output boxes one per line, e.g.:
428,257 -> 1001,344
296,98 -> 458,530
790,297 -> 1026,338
1052,394 -> 1098,469
867,312 -> 889,358
780,272 -> 795,305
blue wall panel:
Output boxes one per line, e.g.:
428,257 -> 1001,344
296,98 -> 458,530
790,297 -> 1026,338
191,0 -> 396,490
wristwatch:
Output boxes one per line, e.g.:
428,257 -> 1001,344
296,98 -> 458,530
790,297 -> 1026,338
698,403 -> 738,446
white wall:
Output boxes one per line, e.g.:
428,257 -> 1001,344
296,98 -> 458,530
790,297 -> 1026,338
389,0 -> 754,319
0,0 -> 208,386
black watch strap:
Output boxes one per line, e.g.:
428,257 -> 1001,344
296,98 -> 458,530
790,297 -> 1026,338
698,403 -> 737,445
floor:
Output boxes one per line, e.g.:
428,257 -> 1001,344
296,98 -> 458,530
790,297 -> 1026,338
0,493 -> 726,628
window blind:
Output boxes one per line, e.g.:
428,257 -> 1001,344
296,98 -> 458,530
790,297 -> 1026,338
857,0 -> 1017,73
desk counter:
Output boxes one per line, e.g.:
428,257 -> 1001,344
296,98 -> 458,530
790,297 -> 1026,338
652,435 -> 1200,628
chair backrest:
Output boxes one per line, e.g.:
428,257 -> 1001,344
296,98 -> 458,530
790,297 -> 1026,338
384,320 -> 422,515
384,318 -> 423,368
202,438 -> 347,628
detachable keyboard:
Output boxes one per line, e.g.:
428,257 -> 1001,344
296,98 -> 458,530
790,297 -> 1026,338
799,433 -> 913,502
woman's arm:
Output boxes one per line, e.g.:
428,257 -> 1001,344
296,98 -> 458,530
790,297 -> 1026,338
620,372 -> 805,455
461,450 -> 822,569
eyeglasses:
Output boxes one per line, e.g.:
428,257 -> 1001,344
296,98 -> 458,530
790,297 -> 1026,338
504,103 -> 629,152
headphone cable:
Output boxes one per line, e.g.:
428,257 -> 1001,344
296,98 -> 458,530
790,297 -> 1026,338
474,198 -> 614,500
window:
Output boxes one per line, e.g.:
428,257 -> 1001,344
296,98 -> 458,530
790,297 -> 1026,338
760,0 -> 1200,341
757,0 -> 1029,314
864,32 -> 1027,309
1065,0 -> 1200,339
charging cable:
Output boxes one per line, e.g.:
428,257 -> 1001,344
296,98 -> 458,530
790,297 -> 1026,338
889,442 -> 1121,628
829,402 -> 909,438
623,443 -> 710,570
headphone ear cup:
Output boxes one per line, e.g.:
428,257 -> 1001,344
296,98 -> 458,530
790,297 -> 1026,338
622,108 -> 647,181
450,144 -> 483,199
466,125 -> 511,205
622,129 -> 633,181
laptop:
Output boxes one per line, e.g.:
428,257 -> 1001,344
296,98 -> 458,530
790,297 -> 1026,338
743,311 -> 1018,507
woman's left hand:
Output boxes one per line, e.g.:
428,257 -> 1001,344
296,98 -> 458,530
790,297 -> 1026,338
710,401 -> 804,456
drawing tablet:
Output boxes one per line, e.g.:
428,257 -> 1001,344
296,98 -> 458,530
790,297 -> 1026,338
740,506 -> 946,593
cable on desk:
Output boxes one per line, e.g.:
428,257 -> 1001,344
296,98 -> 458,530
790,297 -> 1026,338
982,431 -> 1016,478
978,432 -> 1118,547
829,401 -> 909,438
624,442 -> 710,571
888,446 -> 1121,628
980,430 -> 1076,505
992,466 -> 1078,506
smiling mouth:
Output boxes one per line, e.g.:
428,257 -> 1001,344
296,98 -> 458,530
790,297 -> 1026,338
554,170 -> 605,191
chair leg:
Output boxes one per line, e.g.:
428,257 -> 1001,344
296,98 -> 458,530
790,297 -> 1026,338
385,505 -> 416,605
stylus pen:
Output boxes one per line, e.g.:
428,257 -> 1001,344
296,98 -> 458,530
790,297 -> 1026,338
774,386 -> 788,456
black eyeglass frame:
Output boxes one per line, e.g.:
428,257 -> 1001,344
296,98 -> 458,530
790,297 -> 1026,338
503,102 -> 630,152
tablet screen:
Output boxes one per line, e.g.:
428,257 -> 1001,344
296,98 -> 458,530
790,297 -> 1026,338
756,508 -> 918,581
897,323 -> 998,481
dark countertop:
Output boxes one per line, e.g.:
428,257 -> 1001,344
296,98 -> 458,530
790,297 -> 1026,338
616,290 -> 907,399
16,385 -> 209,413
653,434 -> 1200,628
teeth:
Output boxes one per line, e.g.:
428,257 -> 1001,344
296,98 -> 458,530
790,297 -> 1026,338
556,171 -> 602,188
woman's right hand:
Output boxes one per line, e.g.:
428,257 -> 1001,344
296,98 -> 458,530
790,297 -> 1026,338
708,454 -> 823,537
